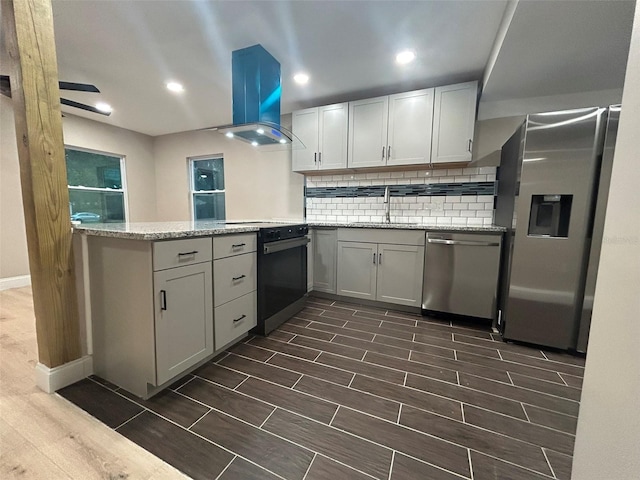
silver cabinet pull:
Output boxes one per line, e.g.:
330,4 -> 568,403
318,152 -> 322,164
378,253 -> 382,264
160,290 -> 167,310
232,274 -> 246,281
178,250 -> 198,256
387,146 -> 391,159
232,243 -> 246,248
381,146 -> 385,161
468,139 -> 473,152
314,152 -> 317,164
233,314 -> 246,323
373,252 -> 376,264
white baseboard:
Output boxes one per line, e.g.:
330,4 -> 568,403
35,355 -> 94,393
0,274 -> 31,291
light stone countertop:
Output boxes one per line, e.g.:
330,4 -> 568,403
307,222 -> 506,233
74,220 -> 506,240
73,221 -> 274,240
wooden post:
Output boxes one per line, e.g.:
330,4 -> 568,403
2,0 -> 81,368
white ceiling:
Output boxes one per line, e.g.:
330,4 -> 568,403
1,0 -> 635,137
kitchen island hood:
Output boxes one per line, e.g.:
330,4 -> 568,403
212,44 -> 300,148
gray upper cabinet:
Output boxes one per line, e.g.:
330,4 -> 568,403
292,82 -> 477,173
386,89 -> 435,167
431,81 -> 478,164
292,103 -> 348,172
348,88 -> 435,168
348,90 -> 435,168
348,96 -> 389,168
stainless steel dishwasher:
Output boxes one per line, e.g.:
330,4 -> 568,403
422,232 -> 502,320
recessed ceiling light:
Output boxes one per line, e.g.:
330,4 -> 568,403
279,139 -> 287,144
396,50 -> 416,65
256,128 -> 265,135
293,73 -> 309,85
225,132 -> 234,138
166,81 -> 184,93
95,102 -> 112,113
251,141 -> 259,147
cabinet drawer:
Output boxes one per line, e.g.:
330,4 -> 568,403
213,233 -> 257,259
215,291 -> 257,350
153,237 -> 212,271
337,228 -> 425,246
213,252 -> 257,307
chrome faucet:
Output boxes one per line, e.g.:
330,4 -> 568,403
383,186 -> 391,223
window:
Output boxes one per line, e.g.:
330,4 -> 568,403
65,147 -> 126,223
190,156 -> 226,221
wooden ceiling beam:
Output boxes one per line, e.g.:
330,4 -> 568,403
2,0 -> 81,368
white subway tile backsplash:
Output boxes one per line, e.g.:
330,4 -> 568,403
476,210 -> 493,218
305,167 -> 496,226
467,218 -> 484,226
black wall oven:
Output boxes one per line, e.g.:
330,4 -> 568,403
255,224 -> 309,335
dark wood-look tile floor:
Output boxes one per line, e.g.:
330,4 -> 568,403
58,297 -> 585,480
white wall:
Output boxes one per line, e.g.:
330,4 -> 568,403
62,114 -> 156,223
153,130 -> 304,221
0,98 -> 156,280
571,5 -> 640,479
0,95 -> 30,279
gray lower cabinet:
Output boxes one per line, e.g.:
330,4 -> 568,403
337,241 -> 377,299
336,229 -> 425,307
154,262 -> 213,385
312,228 -> 337,293
212,234 -> 257,350
86,235 -> 214,398
376,243 -> 424,306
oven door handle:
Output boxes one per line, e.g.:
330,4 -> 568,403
263,236 -> 310,255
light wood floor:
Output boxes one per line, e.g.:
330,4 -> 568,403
0,286 -> 186,480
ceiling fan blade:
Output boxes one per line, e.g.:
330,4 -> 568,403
0,75 -> 12,98
58,81 -> 100,93
60,98 -> 111,116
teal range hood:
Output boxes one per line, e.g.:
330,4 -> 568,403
216,44 -> 295,146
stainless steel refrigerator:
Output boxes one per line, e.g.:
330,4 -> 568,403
496,106 -> 619,352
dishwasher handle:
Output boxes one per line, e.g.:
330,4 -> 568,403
427,238 -> 500,247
